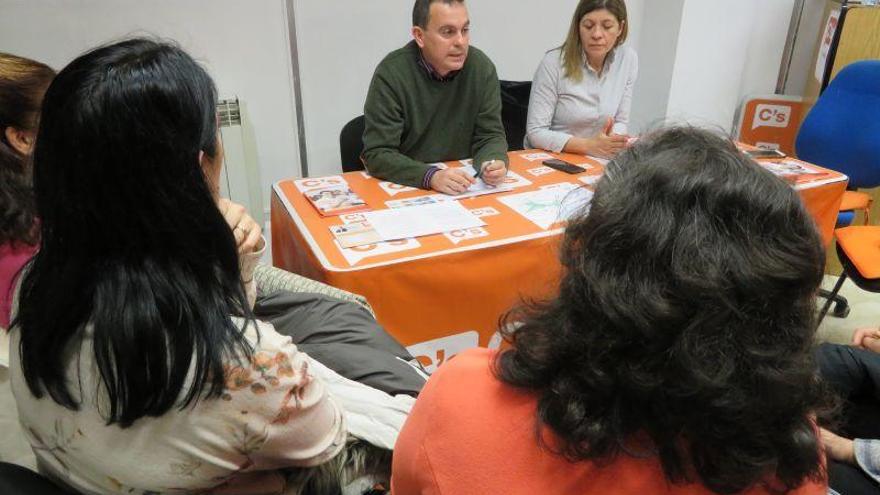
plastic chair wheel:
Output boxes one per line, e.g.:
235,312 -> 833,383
832,302 -> 851,318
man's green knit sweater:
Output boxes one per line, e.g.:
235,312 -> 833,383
362,41 -> 509,188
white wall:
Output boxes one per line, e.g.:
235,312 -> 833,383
294,0 -> 646,177
630,0 -> 685,133
2,0 -> 800,186
0,0 -> 301,206
665,0 -> 796,131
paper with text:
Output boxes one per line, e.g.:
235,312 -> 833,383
363,201 -> 486,241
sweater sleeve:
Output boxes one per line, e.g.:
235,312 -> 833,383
239,237 -> 266,311
525,52 -> 572,153
362,66 -> 433,188
854,438 -> 880,484
471,59 -> 509,168
239,322 -> 347,470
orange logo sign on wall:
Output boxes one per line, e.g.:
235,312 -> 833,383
736,96 -> 807,156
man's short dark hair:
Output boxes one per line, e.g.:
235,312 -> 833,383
412,0 -> 465,28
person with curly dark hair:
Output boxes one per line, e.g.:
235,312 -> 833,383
0,52 -> 54,330
392,127 -> 829,494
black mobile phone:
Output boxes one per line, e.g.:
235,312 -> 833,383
543,158 -> 585,174
744,148 -> 786,159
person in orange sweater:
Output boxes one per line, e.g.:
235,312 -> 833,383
392,127 -> 829,495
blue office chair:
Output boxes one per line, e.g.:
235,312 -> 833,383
797,60 -> 880,225
796,60 -> 880,319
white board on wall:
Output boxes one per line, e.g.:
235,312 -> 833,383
0,0 -> 301,206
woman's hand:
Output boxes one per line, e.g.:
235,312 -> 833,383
821,427 -> 856,464
217,198 -> 263,255
564,117 -> 629,159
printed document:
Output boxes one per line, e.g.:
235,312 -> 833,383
363,201 -> 486,242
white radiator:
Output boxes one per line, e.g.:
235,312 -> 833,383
218,97 -> 264,226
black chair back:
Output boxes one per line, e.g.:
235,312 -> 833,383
500,80 -> 532,151
339,115 -> 366,172
0,462 -> 73,494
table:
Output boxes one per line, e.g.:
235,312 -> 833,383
271,149 -> 847,372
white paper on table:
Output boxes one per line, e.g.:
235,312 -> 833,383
498,182 -> 593,230
519,152 -> 554,162
528,166 -> 555,177
459,164 -> 529,195
586,156 -> 610,166
337,238 -> 421,266
453,181 -> 514,199
578,174 -> 603,186
385,195 -> 442,209
760,159 -> 824,177
378,181 -> 418,197
363,201 -> 486,241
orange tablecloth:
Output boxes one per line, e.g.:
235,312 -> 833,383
271,150 -> 846,371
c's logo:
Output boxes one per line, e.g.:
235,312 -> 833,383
752,104 -> 791,130
406,331 -> 479,373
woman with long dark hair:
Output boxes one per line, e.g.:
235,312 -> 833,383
392,127 -> 829,494
9,39 -> 347,494
0,53 -> 54,330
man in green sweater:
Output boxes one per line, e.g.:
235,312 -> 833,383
362,0 -> 509,195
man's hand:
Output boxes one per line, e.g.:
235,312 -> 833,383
821,428 -> 856,465
479,160 -> 507,186
852,327 -> 880,354
430,168 -> 476,195
217,198 -> 263,255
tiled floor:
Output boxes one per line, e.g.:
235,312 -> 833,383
1,276 -> 877,471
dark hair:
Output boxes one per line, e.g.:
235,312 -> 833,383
0,53 -> 55,246
496,127 -> 826,493
561,0 -> 629,81
17,38 -> 253,427
412,0 -> 465,28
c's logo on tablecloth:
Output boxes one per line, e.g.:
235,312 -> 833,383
406,331 -> 479,373
378,182 -> 417,197
294,176 -> 345,192
752,104 -> 791,130
338,238 -> 420,265
339,213 -> 367,224
444,227 -> 489,245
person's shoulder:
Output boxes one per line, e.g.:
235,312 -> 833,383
616,45 -> 638,65
436,347 -> 496,377
376,42 -> 417,72
422,348 -> 497,397
465,45 -> 497,71
235,316 -> 293,353
543,47 -> 563,61
538,47 -> 564,69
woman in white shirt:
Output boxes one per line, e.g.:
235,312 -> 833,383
526,0 -> 638,158
10,39 -> 346,495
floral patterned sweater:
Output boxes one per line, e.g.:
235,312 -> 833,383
7,246 -> 347,494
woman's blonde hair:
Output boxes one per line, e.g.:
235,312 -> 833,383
560,0 -> 628,81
